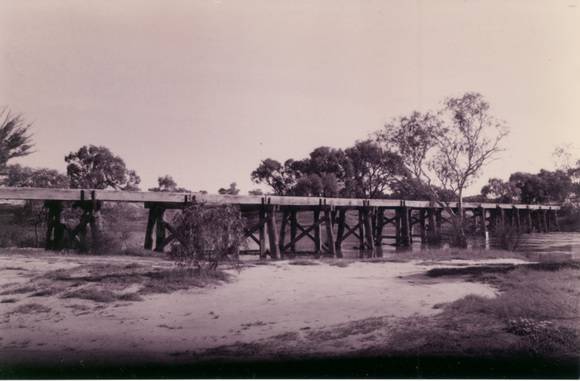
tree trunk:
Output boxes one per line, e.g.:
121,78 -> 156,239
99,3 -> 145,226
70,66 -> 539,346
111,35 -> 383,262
451,190 -> 467,248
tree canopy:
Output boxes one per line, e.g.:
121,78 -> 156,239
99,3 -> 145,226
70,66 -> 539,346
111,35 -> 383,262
65,145 -> 141,190
149,175 -> 190,192
218,182 -> 240,195
0,108 -> 34,170
2,164 -> 69,188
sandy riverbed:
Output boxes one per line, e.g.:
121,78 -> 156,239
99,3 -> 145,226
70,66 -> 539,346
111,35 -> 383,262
0,250 -> 529,367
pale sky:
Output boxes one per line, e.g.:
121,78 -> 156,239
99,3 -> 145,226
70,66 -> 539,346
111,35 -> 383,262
1,0 -> 579,195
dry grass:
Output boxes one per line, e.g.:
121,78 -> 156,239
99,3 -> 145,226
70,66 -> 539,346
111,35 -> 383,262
10,303 -> 51,315
0,262 -> 230,304
288,259 -> 320,266
383,262 -> 580,360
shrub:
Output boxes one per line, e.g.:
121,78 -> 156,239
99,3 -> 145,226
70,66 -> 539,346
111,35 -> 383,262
168,204 -> 245,270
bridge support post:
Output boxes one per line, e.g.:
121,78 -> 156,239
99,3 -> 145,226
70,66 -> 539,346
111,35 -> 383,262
362,205 -> 374,257
435,209 -> 442,237
419,209 -> 426,243
497,206 -> 505,227
427,206 -> 436,240
259,207 -> 266,259
144,207 -> 156,250
278,209 -> 289,258
45,200 -> 65,250
335,208 -> 346,258
290,210 -> 297,255
69,193 -> 102,253
375,208 -> 384,257
154,208 -> 166,252
266,206 -> 280,259
525,207 -> 533,233
478,207 -> 488,237
541,209 -> 548,232
551,209 -> 560,231
313,209 -> 322,257
399,203 -> 411,247
324,207 -> 336,258
513,207 -> 521,232
357,209 -> 365,256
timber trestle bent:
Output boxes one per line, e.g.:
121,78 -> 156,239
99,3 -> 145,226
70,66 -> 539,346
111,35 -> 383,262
0,188 -> 561,257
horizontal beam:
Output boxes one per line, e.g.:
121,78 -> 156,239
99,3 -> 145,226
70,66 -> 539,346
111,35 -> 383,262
0,187 -> 561,210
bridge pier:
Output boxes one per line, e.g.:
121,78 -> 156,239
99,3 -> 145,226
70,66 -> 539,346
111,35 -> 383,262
335,208 -> 346,257
266,206 -> 280,260
45,200 -> 65,250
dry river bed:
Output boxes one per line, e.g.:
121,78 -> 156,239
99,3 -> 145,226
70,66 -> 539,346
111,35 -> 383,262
0,250 -> 529,368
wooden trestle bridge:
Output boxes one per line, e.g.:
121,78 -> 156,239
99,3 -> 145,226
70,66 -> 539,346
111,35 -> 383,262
0,187 -> 561,258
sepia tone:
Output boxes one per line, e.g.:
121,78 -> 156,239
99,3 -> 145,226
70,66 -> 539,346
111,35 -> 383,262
0,0 -> 579,378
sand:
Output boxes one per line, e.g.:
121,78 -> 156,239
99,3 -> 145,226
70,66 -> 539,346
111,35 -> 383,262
0,250 -> 515,366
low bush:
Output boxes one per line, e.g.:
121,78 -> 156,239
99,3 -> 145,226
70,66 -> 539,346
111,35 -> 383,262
168,204 -> 245,270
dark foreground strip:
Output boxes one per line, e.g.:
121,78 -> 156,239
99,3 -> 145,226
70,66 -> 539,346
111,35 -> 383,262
1,355 -> 579,379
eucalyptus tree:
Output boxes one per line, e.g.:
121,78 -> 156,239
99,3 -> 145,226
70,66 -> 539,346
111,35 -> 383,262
379,92 -> 508,246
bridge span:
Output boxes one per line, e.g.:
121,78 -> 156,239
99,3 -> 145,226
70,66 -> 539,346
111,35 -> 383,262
0,187 -> 561,258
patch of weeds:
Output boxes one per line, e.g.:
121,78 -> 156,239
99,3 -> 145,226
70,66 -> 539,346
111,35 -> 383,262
506,317 -> 578,355
117,293 -> 143,302
62,288 -> 117,303
306,317 -> 390,342
158,324 -> 183,330
0,285 -> 37,295
241,321 -> 270,329
140,268 -> 230,295
10,303 -> 51,315
30,287 -> 63,297
270,332 -> 300,341
41,263 -> 230,301
288,260 -> 320,266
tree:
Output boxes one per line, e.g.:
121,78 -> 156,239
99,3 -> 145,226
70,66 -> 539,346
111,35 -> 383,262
2,164 -> 69,188
380,93 -> 508,247
508,170 -> 571,204
65,145 -> 141,190
480,177 -> 520,203
344,140 -> 406,198
1,164 -> 70,246
149,175 -> 190,192
0,108 -> 34,171
218,182 -> 240,195
251,159 -> 293,195
248,188 -> 263,196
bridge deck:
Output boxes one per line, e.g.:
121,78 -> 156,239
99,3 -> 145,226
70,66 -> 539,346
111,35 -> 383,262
0,187 -> 561,210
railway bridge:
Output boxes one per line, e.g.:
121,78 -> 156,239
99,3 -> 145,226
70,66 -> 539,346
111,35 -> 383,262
0,187 -> 560,258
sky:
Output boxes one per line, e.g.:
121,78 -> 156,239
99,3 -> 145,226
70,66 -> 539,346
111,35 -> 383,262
1,0 -> 579,195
